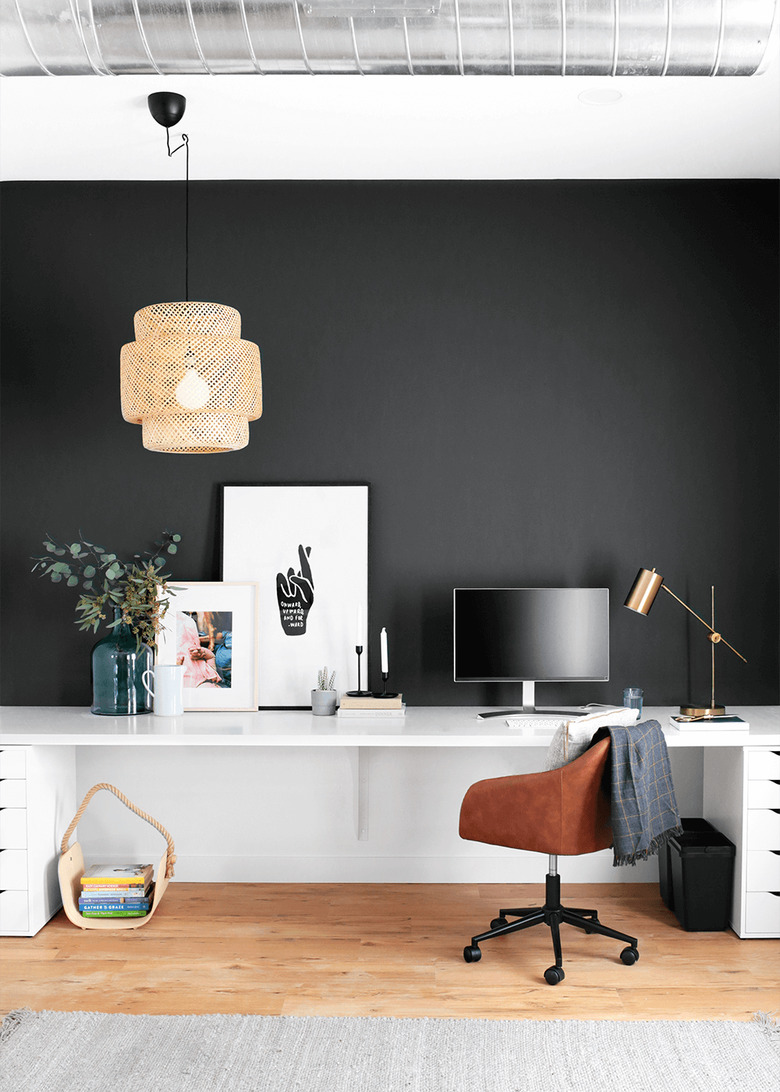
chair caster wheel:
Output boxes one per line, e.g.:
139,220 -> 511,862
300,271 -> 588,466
463,946 -> 482,963
544,966 -> 565,985
490,917 -> 509,930
620,946 -> 639,965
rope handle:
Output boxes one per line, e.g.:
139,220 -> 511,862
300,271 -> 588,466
60,782 -> 176,879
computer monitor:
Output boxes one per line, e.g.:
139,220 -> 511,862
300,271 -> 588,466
453,587 -> 610,716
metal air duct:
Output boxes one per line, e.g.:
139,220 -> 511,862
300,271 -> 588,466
1,0 -> 777,76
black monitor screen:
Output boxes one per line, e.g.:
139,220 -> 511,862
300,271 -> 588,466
453,588 -> 609,682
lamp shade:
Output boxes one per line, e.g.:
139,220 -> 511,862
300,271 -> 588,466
121,301 -> 262,454
624,568 -> 664,615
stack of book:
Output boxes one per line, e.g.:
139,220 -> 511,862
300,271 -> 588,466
338,694 -> 406,717
670,714 -> 749,731
78,863 -> 154,919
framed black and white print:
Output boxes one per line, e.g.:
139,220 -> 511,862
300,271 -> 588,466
156,581 -> 259,711
221,484 -> 369,707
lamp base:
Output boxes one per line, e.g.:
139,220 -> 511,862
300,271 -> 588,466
345,690 -> 372,698
679,703 -> 726,718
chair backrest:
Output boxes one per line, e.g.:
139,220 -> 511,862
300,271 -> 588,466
557,737 -> 613,855
459,737 -> 613,857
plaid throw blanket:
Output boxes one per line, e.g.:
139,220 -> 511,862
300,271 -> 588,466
591,720 -> 682,867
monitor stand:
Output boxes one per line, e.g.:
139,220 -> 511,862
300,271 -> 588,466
476,682 -> 596,720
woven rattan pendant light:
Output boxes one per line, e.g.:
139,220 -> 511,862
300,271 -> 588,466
120,93 -> 262,454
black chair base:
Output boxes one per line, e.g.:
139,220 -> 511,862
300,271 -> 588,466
463,871 -> 639,985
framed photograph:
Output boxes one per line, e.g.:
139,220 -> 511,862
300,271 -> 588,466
221,484 -> 369,707
157,581 -> 260,711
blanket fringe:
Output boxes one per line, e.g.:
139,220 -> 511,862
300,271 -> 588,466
613,825 -> 682,868
752,1011 -> 780,1042
0,1009 -> 34,1045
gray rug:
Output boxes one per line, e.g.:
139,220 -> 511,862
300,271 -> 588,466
1,1010 -> 778,1092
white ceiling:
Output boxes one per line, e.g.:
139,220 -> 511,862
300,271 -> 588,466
1,64 -> 779,181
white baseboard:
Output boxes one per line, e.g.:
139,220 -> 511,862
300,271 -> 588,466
136,853 -> 660,884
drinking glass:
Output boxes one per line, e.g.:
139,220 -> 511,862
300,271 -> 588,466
623,687 -> 643,717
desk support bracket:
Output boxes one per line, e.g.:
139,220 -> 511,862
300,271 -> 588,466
348,746 -> 370,841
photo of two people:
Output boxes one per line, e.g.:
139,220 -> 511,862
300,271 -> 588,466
176,611 -> 233,689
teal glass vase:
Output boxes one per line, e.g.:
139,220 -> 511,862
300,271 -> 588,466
91,611 -> 152,716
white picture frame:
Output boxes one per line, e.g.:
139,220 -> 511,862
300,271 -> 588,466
156,581 -> 260,711
221,483 -> 369,707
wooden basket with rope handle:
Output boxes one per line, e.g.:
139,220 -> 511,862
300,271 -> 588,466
58,782 -> 176,930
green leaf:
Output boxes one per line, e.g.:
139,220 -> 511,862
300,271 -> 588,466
70,543 -> 81,555
154,557 -> 165,568
172,534 -> 181,543
53,548 -> 66,556
45,542 -> 56,552
167,544 -> 177,554
51,572 -> 62,583
83,580 -> 93,591
67,575 -> 79,587
83,565 -> 96,578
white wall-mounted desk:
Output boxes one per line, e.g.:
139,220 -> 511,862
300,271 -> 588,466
2,704 -> 778,749
1,705 -> 778,937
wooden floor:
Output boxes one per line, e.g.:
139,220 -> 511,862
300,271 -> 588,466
1,883 -> 778,1021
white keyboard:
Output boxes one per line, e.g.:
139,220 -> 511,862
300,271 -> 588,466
504,716 -> 569,732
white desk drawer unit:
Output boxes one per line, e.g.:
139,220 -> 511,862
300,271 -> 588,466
0,890 -> 29,933
0,848 -> 28,889
0,748 -> 26,779
746,850 -> 780,890
705,746 -> 780,938
747,808 -> 780,849
0,778 -> 26,807
0,745 -> 76,936
748,779 -> 780,809
745,891 -> 780,934
748,750 -> 780,780
0,808 -> 27,848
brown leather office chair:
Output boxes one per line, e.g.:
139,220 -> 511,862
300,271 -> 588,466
459,737 -> 640,984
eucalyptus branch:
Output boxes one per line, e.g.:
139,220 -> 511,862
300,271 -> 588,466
32,531 -> 182,651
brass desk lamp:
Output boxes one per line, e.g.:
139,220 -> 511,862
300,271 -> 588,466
624,567 -> 747,718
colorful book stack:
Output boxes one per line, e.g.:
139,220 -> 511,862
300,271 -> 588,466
78,863 -> 154,918
338,694 -> 406,717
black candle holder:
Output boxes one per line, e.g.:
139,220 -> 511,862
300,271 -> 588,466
345,645 -> 372,698
373,672 -> 399,699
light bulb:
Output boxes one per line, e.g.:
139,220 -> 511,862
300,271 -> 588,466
175,367 -> 210,410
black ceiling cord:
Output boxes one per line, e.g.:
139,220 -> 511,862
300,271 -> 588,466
148,92 -> 189,303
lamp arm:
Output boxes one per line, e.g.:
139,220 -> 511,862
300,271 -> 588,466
661,585 -> 747,663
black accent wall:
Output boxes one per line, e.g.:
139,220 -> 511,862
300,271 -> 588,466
1,180 -> 778,708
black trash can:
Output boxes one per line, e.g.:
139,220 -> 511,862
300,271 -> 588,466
659,817 -> 717,910
668,825 -> 736,931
